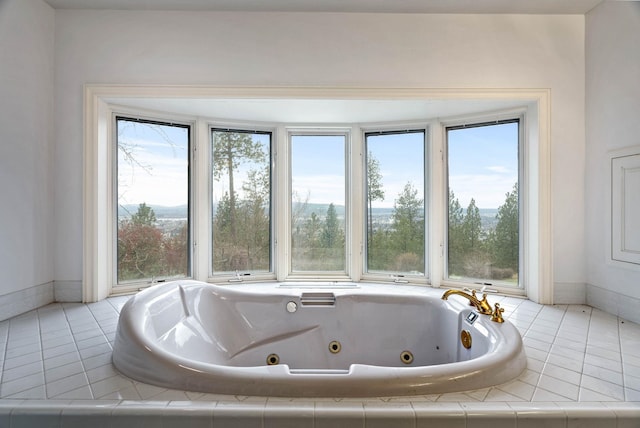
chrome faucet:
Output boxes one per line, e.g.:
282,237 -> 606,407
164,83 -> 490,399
441,288 -> 493,315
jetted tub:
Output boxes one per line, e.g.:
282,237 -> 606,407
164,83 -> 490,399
112,280 -> 526,397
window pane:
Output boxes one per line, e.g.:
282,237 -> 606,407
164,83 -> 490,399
291,134 -> 346,272
365,131 -> 425,275
116,118 -> 190,284
447,121 -> 519,285
211,130 -> 271,274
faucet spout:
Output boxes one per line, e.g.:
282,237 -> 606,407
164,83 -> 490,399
441,289 -> 493,315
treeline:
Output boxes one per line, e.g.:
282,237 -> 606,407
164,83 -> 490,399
291,203 -> 345,271
448,183 -> 519,282
118,128 -> 518,283
367,182 -> 425,273
117,203 -> 188,282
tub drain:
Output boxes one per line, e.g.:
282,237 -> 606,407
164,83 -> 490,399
266,353 -> 280,365
400,350 -> 414,364
328,340 -> 342,354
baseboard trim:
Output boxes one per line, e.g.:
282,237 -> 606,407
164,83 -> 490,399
0,282 -> 54,322
54,280 -> 83,302
586,283 -> 640,324
553,282 -> 587,304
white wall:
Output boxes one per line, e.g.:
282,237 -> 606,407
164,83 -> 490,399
585,1 -> 640,318
54,11 -> 586,297
0,0 -> 55,311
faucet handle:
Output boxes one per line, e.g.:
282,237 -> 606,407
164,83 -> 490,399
491,303 -> 505,323
462,288 -> 478,307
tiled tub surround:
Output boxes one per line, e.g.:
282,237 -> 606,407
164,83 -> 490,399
0,288 -> 638,427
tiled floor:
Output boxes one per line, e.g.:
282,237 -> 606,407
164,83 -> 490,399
0,290 -> 639,426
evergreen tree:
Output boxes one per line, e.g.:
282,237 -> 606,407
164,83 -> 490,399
463,198 -> 482,252
130,202 -> 156,226
447,190 -> 465,276
212,131 -> 266,242
212,192 -> 233,271
305,212 -> 322,253
238,167 -> 270,270
321,203 -> 345,270
493,183 -> 519,273
321,203 -> 342,248
390,182 -> 424,271
367,152 -> 385,239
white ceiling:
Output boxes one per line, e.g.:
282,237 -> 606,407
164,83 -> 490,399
44,0 -> 603,14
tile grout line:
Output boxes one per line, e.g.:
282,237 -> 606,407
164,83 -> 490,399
533,304 -> 574,399
579,303 -> 597,400
519,300 -> 544,339
85,302 -> 116,347
85,301 -> 132,400
35,306 -> 48,398
59,304 -> 95,400
0,320 -> 9,389
618,314 -> 628,401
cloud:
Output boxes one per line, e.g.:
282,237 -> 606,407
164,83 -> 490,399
485,165 -> 511,174
292,175 -> 346,205
449,174 -> 517,209
118,146 -> 189,207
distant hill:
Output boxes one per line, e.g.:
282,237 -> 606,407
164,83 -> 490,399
118,204 -> 188,219
118,203 -> 500,222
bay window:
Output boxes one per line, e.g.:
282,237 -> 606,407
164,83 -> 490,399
85,86 -> 549,303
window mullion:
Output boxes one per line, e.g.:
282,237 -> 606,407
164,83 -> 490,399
193,118 -> 210,281
275,125 -> 290,281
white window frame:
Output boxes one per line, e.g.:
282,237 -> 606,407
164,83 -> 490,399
84,85 -> 552,304
284,127 -> 353,282
360,123 -> 431,285
208,123 -> 278,283
112,113 -> 195,291
441,112 -> 526,294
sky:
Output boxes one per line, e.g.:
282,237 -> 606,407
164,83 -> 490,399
447,121 -> 519,209
366,131 -> 425,209
117,119 -> 190,208
291,134 -> 346,207
117,120 -> 519,212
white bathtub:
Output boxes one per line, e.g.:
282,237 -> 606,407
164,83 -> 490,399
112,280 -> 526,397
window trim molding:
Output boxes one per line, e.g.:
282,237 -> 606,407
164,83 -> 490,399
84,85 -> 552,304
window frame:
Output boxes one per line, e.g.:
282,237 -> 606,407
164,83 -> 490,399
441,112 -> 526,294
208,124 -> 276,282
360,125 -> 430,285
113,115 -> 193,289
284,128 -> 353,281
84,85 -> 551,304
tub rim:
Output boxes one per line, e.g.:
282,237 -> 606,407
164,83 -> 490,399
112,280 -> 527,397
